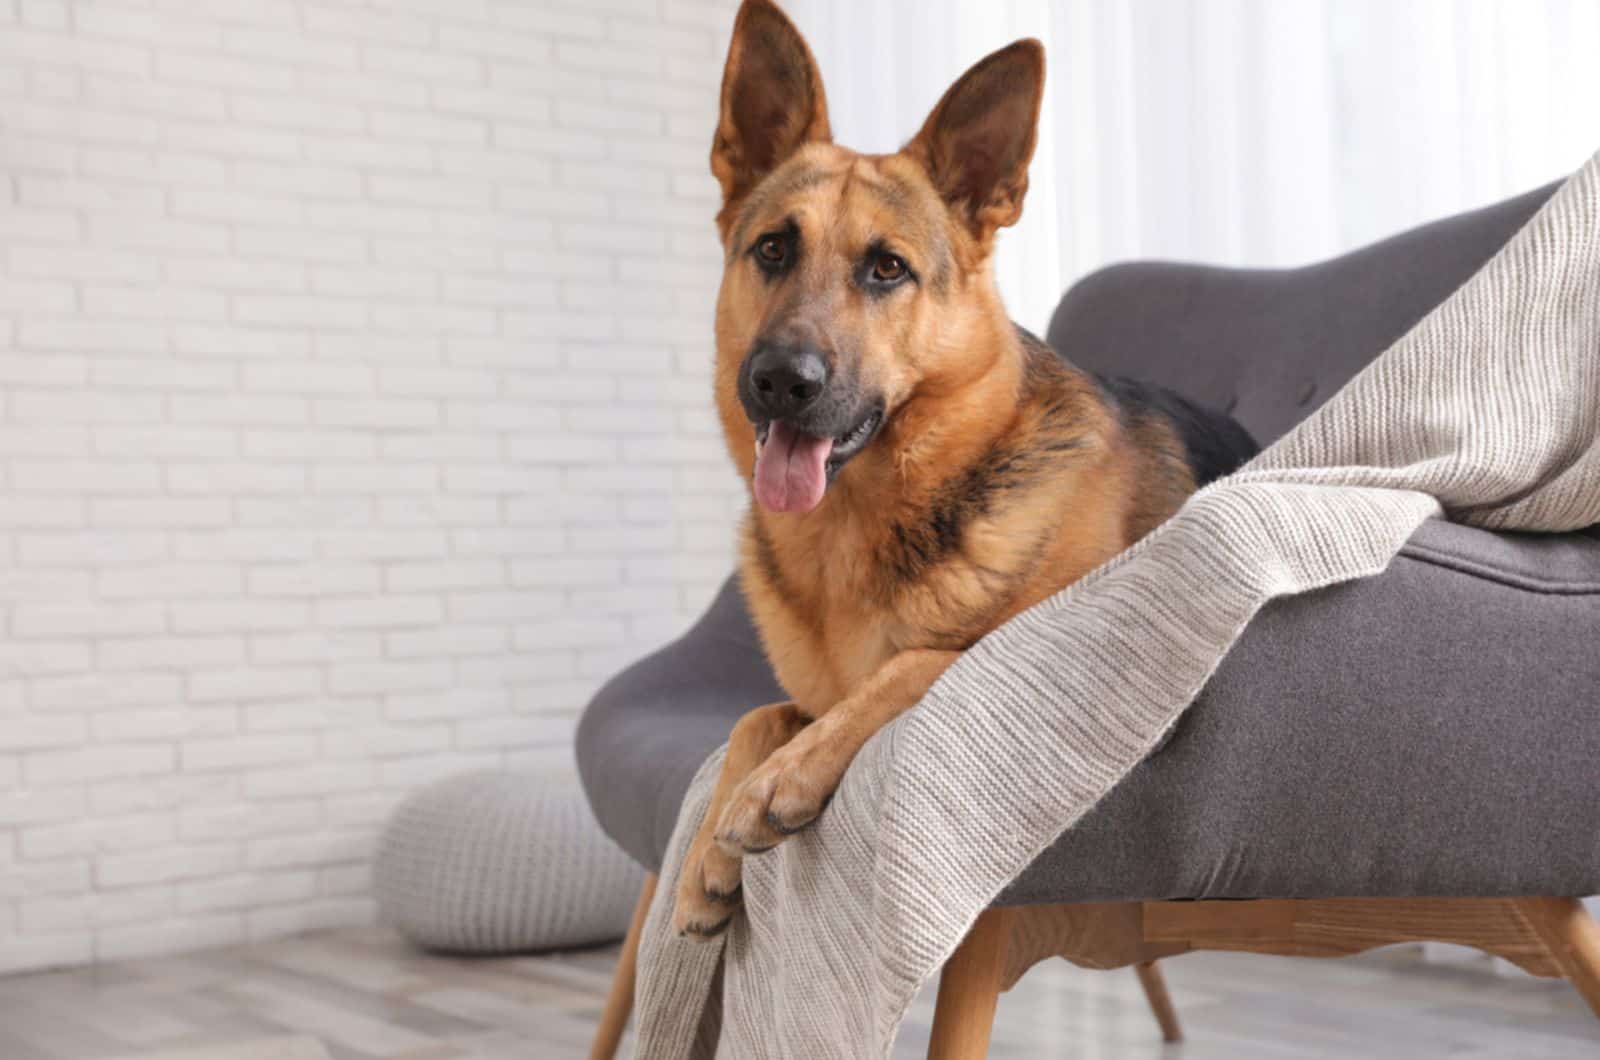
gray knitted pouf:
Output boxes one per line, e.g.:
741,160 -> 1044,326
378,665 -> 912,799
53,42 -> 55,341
374,769 -> 644,953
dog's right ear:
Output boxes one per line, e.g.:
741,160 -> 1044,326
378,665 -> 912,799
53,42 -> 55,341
904,39 -> 1045,243
711,0 -> 831,224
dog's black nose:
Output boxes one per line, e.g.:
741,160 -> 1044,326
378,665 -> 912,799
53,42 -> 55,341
744,343 -> 828,419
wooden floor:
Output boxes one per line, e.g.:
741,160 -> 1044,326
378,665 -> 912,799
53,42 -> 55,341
0,927 -> 1596,1059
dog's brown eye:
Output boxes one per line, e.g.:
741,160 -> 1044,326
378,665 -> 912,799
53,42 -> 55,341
756,235 -> 786,265
872,253 -> 907,282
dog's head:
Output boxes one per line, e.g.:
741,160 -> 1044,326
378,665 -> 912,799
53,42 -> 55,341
710,0 -> 1045,514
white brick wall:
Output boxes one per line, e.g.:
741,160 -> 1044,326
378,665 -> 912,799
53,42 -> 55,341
0,0 -> 741,975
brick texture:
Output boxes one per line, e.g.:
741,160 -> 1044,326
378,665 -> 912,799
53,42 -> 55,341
0,0 -> 741,973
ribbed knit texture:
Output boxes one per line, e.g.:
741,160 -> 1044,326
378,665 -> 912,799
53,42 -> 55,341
373,770 -> 642,954
634,151 -> 1600,1059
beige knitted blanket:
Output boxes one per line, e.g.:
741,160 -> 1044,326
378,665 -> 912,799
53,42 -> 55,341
635,153 -> 1600,1059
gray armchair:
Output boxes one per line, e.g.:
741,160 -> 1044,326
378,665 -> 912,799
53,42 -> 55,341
577,182 -> 1600,1055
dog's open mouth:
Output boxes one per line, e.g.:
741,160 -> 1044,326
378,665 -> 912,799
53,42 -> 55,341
752,407 -> 883,514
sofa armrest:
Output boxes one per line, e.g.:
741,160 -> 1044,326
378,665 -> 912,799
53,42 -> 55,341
576,579 -> 782,869
1399,517 -> 1600,594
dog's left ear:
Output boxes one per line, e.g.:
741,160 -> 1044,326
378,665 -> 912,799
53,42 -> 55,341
711,0 -> 831,224
905,39 -> 1045,242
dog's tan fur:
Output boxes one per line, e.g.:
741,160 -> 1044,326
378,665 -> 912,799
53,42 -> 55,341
674,0 -> 1200,935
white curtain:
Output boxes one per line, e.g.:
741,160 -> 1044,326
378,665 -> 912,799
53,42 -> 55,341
785,0 -> 1600,333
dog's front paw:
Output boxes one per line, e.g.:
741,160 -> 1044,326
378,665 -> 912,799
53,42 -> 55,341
672,837 -> 743,939
714,733 -> 840,855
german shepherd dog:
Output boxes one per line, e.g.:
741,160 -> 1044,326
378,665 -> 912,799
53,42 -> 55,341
673,0 -> 1256,936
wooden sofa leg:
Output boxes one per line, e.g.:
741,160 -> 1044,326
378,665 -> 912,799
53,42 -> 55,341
588,872 -> 658,1060
928,908 -> 1013,1060
1134,960 -> 1183,1042
1517,897 -> 1600,1020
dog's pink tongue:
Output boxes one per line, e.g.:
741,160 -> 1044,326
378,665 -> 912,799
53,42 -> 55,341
753,421 -> 833,513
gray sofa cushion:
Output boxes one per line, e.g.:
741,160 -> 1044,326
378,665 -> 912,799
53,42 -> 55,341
999,518 -> 1600,904
576,181 -> 1600,900
577,520 -> 1600,900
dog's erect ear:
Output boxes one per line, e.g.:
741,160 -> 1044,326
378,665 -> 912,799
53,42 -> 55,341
711,0 -> 831,217
905,40 -> 1045,241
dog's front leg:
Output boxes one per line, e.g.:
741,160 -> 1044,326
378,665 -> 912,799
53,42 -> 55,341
715,649 -> 960,855
673,701 -> 809,938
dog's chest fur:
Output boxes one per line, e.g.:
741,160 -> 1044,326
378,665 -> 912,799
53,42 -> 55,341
743,506 -> 1038,710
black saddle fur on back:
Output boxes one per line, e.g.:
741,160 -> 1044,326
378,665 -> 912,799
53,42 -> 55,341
1095,374 -> 1260,486
1021,325 -> 1259,485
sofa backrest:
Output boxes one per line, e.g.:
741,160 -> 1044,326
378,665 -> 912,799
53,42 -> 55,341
1045,182 -> 1559,446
